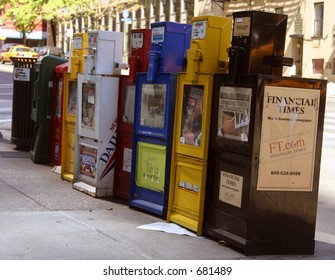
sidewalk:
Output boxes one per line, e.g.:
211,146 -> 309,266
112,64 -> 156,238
0,128 -> 334,260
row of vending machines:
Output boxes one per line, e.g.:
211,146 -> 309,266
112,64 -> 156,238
20,10 -> 327,256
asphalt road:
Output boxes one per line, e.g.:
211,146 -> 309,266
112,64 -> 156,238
0,64 -> 13,132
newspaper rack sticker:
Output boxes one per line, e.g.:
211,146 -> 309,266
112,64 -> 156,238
132,32 -> 144,49
192,20 -> 207,39
257,85 -> 320,191
219,171 -> 243,208
13,67 -> 30,81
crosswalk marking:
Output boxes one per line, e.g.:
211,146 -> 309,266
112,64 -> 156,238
0,84 -> 13,88
0,119 -> 11,123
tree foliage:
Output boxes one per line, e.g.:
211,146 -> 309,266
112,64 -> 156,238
0,0 -> 140,44
0,0 -> 47,44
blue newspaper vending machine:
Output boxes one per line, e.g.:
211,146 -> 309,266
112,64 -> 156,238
130,22 -> 191,218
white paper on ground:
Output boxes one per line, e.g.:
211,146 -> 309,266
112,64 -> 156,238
137,222 -> 200,238
51,165 -> 61,174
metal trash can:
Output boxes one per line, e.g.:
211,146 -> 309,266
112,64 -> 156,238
10,57 -> 38,150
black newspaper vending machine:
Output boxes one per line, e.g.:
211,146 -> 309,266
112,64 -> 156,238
204,11 -> 327,255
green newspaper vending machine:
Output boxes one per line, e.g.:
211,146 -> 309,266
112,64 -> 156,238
30,55 -> 67,163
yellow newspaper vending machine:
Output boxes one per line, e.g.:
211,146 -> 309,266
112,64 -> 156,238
167,16 -> 232,235
61,33 -> 88,182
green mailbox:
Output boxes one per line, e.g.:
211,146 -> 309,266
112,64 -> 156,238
30,55 -> 68,163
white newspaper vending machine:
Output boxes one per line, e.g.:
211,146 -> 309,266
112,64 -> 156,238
73,30 -> 124,197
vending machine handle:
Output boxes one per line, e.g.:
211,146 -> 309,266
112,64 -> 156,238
46,80 -> 53,120
227,46 -> 245,83
129,55 -> 140,84
186,48 -> 202,82
113,62 -> 128,75
147,50 -> 162,82
69,55 -> 80,80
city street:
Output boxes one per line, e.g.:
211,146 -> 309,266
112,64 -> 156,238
323,97 -> 335,149
0,64 -> 13,135
0,63 -> 334,266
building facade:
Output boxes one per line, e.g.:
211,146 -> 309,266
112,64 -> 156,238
2,0 -> 335,85
199,0 -> 335,84
57,0 -> 194,61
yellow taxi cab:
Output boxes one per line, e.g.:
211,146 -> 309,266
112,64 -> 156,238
0,45 -> 39,64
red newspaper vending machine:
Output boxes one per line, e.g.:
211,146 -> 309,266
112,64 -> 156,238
50,62 -> 68,167
114,29 -> 151,200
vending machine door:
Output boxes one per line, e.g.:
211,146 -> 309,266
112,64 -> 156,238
168,154 -> 207,234
167,72 -> 215,235
61,75 -> 78,182
74,74 -> 119,197
118,78 -> 137,134
130,136 -> 169,217
130,72 -> 177,217
209,74 -> 257,155
50,62 -> 68,166
173,72 -> 214,160
113,77 -> 136,200
77,75 -> 119,140
134,73 -> 177,140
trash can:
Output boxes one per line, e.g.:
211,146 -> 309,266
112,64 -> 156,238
10,57 -> 38,150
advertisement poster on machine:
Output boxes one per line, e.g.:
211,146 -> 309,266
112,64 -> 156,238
13,67 -> 30,81
257,86 -> 320,191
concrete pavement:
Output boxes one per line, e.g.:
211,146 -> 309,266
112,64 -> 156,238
0,127 -> 335,260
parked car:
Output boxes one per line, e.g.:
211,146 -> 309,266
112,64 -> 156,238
0,43 -> 18,54
64,51 -> 70,60
0,45 -> 39,64
34,46 -> 65,58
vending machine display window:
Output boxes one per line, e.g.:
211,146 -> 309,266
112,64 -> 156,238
73,35 -> 83,49
81,82 -> 96,129
217,86 -> 252,142
79,143 -> 97,179
68,80 -> 77,114
140,84 -> 166,128
123,147 -> 132,173
180,85 -> 204,147
123,84 -> 136,124
151,26 -> 165,43
55,78 -> 63,118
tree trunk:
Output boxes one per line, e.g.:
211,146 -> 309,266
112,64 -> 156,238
21,30 -> 27,45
